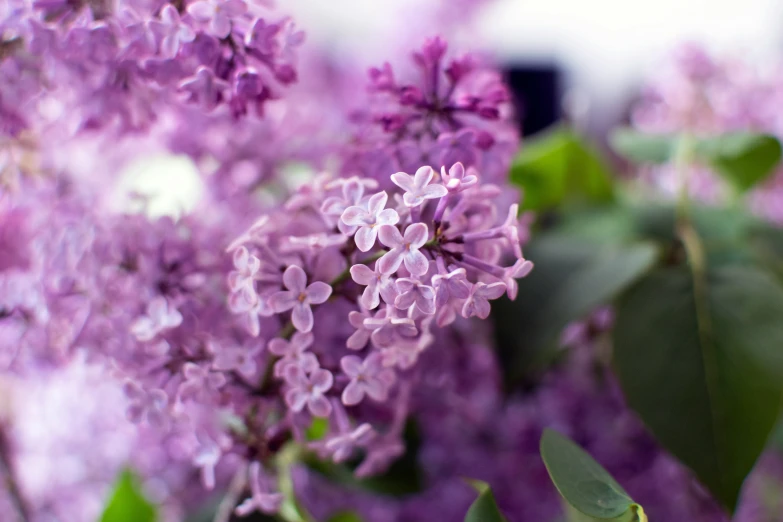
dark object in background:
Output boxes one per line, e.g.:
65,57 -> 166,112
504,65 -> 561,136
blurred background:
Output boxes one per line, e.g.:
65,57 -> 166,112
286,0 -> 783,134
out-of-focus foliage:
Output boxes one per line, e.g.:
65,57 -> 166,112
99,470 -> 157,522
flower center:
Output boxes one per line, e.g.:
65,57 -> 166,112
298,292 -> 307,302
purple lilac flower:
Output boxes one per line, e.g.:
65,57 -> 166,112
377,223 -> 430,276
341,191 -> 400,252
235,462 -> 285,516
284,366 -> 334,418
340,353 -> 396,406
268,265 -> 332,333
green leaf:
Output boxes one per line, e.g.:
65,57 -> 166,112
493,232 -> 658,388
613,264 -> 783,511
540,429 -> 642,520
510,126 -> 614,212
464,480 -> 508,522
100,469 -> 157,522
696,132 -> 782,191
306,417 -> 329,441
326,511 -> 364,522
609,128 -> 676,164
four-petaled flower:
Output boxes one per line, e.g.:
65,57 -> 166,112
340,353 -> 396,406
212,343 -> 259,377
228,245 -> 260,293
462,282 -> 507,319
432,267 -> 471,307
377,223 -> 430,276
178,362 -> 227,402
502,258 -> 534,300
363,307 -> 418,347
350,262 -> 397,310
187,0 -> 247,39
441,162 -> 478,193
283,366 -> 334,417
151,4 -> 195,58
235,461 -> 285,516
179,66 -> 229,111
346,310 -> 373,350
123,381 -> 168,426
341,191 -> 399,252
268,332 -> 319,377
394,278 -> 436,315
130,296 -> 183,342
268,266 -> 332,332
390,166 -> 448,208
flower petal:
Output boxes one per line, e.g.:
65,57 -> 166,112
340,355 -> 363,376
342,381 -> 365,406
268,290 -> 297,313
377,224 -> 403,248
341,206 -> 369,227
311,368 -> 334,393
282,265 -> 307,293
403,222 -> 429,248
403,250 -> 429,276
412,166 -> 434,189
354,226 -> 377,252
377,248 -> 404,275
308,395 -> 332,417
350,264 -> 375,285
367,191 -> 388,215
291,302 -> 314,332
390,172 -> 415,192
306,281 -> 332,304
285,388 -> 308,412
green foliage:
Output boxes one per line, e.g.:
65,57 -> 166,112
493,215 -> 658,388
306,417 -> 329,441
509,126 -> 614,211
613,263 -> 783,511
463,480 -> 508,522
695,132 -> 782,191
540,429 -> 646,522
610,128 -> 782,192
99,469 -> 157,522
326,511 -> 364,522
610,129 -> 676,164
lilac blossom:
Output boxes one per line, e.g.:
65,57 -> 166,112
394,278 -> 436,315
151,5 -> 196,59
284,366 -> 334,418
130,296 -> 183,341
187,0 -> 248,39
377,223 -> 431,276
391,166 -> 448,208
235,462 -> 285,516
178,362 -> 227,402
340,353 -> 396,406
268,332 -> 319,377
341,191 -> 400,251
462,281 -> 507,319
268,265 -> 332,333
350,263 -> 397,309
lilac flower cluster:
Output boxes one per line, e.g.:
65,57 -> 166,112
222,160 -> 532,509
0,0 -> 303,135
343,37 -> 520,186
